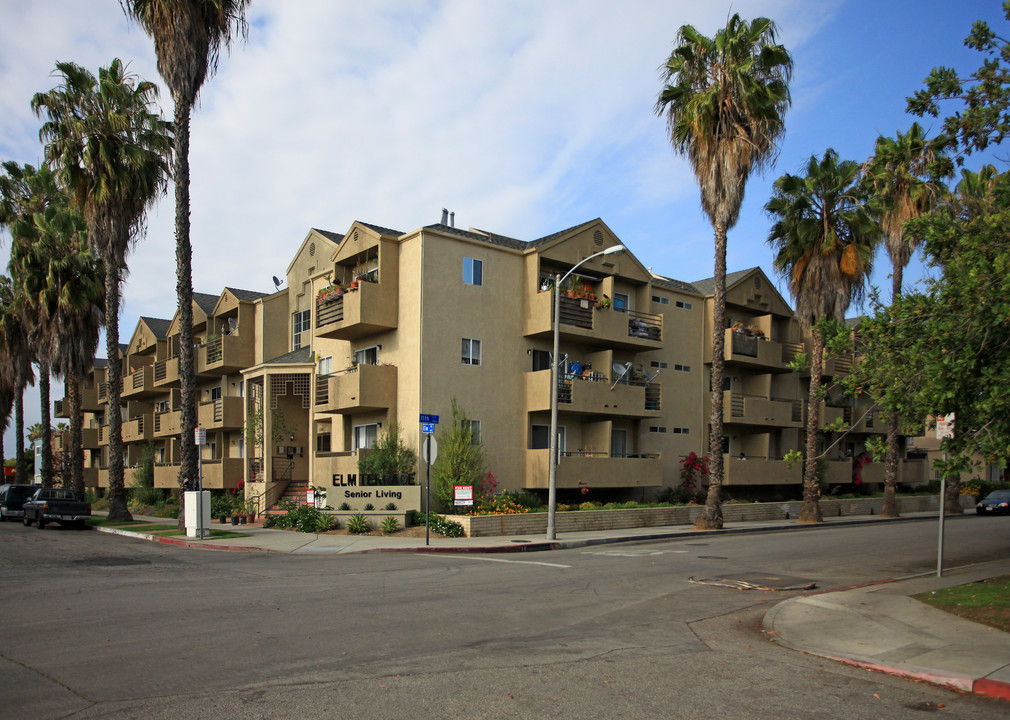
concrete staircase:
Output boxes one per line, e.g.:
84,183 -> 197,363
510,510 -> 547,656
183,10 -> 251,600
263,479 -> 310,517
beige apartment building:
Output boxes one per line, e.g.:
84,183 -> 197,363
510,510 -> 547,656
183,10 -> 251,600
55,216 -> 929,514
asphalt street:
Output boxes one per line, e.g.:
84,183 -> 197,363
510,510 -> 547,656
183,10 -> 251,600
0,514 -> 1007,719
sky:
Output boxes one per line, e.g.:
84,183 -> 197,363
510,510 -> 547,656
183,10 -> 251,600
1,0 -> 1006,456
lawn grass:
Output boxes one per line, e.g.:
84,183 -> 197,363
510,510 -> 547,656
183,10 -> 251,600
913,575 -> 1010,633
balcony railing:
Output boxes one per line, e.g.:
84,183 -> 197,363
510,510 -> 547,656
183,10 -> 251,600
626,309 -> 662,341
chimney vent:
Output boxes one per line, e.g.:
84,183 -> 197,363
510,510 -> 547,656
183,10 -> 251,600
441,208 -> 448,225
450,211 -> 455,228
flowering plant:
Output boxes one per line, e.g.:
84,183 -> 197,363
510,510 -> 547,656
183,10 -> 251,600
679,452 -> 709,493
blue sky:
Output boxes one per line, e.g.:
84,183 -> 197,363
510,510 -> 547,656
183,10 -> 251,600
1,0 -> 1006,455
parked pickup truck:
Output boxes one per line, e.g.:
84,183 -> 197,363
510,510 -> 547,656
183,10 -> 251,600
22,488 -> 91,529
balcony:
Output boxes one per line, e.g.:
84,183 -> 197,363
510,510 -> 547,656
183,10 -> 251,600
197,396 -> 245,429
314,281 -> 397,341
719,391 -> 803,427
819,404 -> 882,434
153,410 -> 182,438
123,366 -> 157,399
197,335 -> 254,375
314,364 -> 397,414
721,329 -> 804,371
97,380 -> 123,404
524,448 -> 662,490
123,415 -> 153,444
524,370 -> 661,418
153,356 -> 180,387
53,428 -> 100,453
98,425 -> 108,446
198,458 -> 245,489
525,293 -> 663,350
722,455 -> 801,486
54,399 -> 68,419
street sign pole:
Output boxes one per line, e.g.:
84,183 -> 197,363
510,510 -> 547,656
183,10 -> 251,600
935,413 -> 954,577
425,435 -> 431,547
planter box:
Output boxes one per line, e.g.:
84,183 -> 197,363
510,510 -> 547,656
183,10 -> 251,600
446,495 -> 948,538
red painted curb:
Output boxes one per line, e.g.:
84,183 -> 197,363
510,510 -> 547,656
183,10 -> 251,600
974,678 -> 1010,702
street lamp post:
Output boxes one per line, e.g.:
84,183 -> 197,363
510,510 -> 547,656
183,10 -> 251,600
547,244 -> 626,540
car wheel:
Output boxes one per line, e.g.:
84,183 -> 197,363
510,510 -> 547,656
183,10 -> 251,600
977,509 -> 984,515
23,514 -> 31,527
36,516 -> 45,530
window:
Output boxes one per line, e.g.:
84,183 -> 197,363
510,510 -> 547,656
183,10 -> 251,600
316,433 -> 331,453
463,257 -> 483,286
461,338 -> 481,365
469,420 -> 481,445
672,427 -> 690,435
650,361 -> 668,369
532,349 -> 551,372
318,355 -> 332,375
236,438 -> 244,459
353,423 -> 379,450
675,300 -> 693,310
613,293 -> 629,313
354,346 -> 378,366
210,386 -> 222,401
652,295 -> 670,305
649,426 -> 667,434
531,424 -> 565,458
674,364 -> 691,373
611,429 -> 628,458
292,309 -> 311,350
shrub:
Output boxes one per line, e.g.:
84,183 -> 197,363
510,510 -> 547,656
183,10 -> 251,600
381,516 -> 400,533
384,502 -> 397,511
347,513 -> 370,534
431,398 -> 485,509
364,503 -> 374,511
339,502 -> 351,511
357,422 -> 418,484
271,500 -> 335,533
413,511 -> 464,537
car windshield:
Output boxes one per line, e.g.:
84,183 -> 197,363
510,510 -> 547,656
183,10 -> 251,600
8,486 -> 36,500
982,490 -> 1010,501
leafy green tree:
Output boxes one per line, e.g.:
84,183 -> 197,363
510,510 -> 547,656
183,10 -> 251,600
122,0 -> 251,499
856,170 -> 1010,512
655,14 -> 792,529
907,1 -> 1010,161
431,398 -> 485,511
33,59 -> 172,521
766,149 -> 878,523
358,423 -> 417,484
863,124 -> 952,516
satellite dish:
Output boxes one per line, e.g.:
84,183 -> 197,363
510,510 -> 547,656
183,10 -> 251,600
272,276 -> 283,290
610,362 -> 632,390
645,368 -> 662,383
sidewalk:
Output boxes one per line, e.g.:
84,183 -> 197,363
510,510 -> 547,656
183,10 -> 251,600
93,511 -> 1010,702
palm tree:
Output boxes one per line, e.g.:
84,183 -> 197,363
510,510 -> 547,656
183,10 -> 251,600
767,150 -> 878,523
3,163 -> 75,488
864,124 -> 952,517
33,58 -> 172,521
656,14 -> 793,529
950,164 -> 1000,221
122,0 -> 250,502
0,276 -> 34,484
16,202 -> 103,500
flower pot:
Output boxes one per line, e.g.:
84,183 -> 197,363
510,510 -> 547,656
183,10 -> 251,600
239,515 -> 247,525
231,516 -> 239,525
220,516 -> 227,524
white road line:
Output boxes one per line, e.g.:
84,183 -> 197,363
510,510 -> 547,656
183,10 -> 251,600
454,556 -> 572,568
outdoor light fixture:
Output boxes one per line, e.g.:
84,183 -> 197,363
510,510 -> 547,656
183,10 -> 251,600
547,244 -> 626,540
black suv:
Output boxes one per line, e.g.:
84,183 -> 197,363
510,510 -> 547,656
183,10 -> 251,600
0,483 -> 41,522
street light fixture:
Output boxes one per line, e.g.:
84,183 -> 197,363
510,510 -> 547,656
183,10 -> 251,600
547,244 -> 626,540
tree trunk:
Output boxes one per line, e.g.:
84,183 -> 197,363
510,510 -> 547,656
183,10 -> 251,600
39,362 -> 52,488
14,387 -> 25,484
105,264 -> 132,523
799,329 -> 824,524
944,473 -> 963,514
70,377 -> 85,501
881,266 -> 903,517
175,98 -> 198,496
697,222 -> 727,530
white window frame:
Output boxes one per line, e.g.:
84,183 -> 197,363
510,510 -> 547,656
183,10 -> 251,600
463,257 -> 483,286
462,338 -> 481,366
354,346 -> 379,366
318,355 -> 333,375
353,423 -> 379,451
292,309 -> 311,350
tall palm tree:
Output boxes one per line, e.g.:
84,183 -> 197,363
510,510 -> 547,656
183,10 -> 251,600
33,58 -> 172,521
122,0 -> 250,501
656,14 -> 792,529
864,124 -> 952,517
16,202 -> 103,500
951,164 -> 1000,221
767,149 -> 878,523
0,276 -> 34,484
3,163 -> 74,488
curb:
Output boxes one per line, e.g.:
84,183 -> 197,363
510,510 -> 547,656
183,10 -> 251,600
94,525 -> 266,552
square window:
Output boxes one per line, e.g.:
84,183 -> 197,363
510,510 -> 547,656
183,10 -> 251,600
463,258 -> 483,286
462,338 -> 481,365
353,424 -> 378,450
613,292 -> 629,313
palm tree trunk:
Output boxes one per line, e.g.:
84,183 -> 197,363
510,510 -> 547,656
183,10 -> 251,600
105,264 -> 132,523
14,386 -> 25,484
39,361 -> 52,487
881,267 -> 904,517
70,377 -> 84,501
944,473 -> 963,514
799,328 -> 825,523
697,222 -> 727,530
175,98 -> 198,496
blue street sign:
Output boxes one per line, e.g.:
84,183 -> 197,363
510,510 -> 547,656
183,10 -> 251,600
422,423 -> 435,434
419,413 -> 439,424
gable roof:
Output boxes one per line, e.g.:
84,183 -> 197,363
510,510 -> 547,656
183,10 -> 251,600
193,292 -> 219,315
688,268 -> 759,297
311,228 -> 344,244
263,347 -> 313,365
223,287 -> 269,303
138,316 -> 172,338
